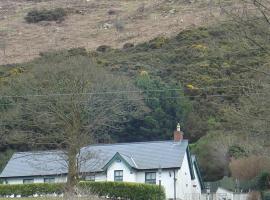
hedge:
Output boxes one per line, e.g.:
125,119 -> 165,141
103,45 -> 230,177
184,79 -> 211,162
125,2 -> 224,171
0,181 -> 166,200
263,191 -> 270,200
0,183 -> 64,196
79,181 -> 166,200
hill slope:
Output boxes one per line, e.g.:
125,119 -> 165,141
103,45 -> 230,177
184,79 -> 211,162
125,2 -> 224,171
0,0 -> 231,65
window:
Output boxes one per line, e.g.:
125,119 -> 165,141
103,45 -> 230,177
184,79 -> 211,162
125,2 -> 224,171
145,172 -> 156,184
85,174 -> 95,181
114,170 -> 123,182
44,177 -> 55,183
23,179 -> 34,184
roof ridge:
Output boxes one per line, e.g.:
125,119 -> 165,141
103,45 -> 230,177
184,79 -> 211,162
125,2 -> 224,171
82,139 -> 188,149
13,150 -> 64,155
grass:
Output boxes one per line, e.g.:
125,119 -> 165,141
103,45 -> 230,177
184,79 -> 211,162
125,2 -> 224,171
0,0 -> 234,65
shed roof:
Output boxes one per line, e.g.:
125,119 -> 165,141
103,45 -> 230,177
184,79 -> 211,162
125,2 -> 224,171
0,140 -> 189,178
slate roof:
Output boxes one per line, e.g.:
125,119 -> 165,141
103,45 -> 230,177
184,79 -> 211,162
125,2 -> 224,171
0,140 -> 189,178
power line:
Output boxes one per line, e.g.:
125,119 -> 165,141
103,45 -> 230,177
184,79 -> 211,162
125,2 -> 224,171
0,92 -> 266,107
0,86 -> 252,99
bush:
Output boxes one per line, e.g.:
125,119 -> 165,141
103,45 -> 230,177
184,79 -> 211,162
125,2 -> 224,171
257,172 -> 270,190
25,8 -> 67,23
263,191 -> 270,200
96,45 -> 112,53
0,182 -> 165,199
79,181 -> 166,200
0,183 -> 64,197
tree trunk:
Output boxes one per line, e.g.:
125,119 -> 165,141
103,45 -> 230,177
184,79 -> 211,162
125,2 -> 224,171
65,146 -> 78,199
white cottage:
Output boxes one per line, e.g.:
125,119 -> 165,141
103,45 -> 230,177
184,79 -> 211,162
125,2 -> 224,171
0,125 -> 204,200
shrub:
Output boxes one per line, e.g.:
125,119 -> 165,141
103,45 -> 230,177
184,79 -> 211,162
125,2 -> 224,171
0,183 -> 64,197
0,182 -> 165,199
96,45 -> 111,53
263,191 -> 270,200
25,8 -> 67,23
148,36 -> 169,49
79,181 -> 166,200
123,43 -> 134,49
257,172 -> 270,190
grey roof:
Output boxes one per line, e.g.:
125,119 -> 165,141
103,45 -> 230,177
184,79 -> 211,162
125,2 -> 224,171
0,140 -> 188,178
0,151 -> 67,178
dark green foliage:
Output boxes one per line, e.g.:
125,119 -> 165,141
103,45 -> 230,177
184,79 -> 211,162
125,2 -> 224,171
96,45 -> 112,53
0,150 -> 13,173
123,43 -> 134,49
0,183 -> 64,196
25,8 -> 67,23
112,73 -> 191,142
79,181 -> 166,200
228,145 -> 248,159
257,172 -> 270,191
0,182 -> 165,200
263,191 -> 270,200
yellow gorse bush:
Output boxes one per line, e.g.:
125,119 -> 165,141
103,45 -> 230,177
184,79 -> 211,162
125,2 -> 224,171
191,44 -> 208,51
186,84 -> 198,90
9,67 -> 24,76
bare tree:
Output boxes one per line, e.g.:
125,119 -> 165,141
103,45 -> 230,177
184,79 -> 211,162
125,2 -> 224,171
0,55 -> 144,197
229,155 -> 270,181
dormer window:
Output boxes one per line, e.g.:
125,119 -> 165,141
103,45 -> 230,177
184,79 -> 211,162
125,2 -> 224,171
114,170 -> 123,182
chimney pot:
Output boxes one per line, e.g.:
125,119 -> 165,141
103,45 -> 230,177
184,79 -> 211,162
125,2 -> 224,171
174,123 -> 183,142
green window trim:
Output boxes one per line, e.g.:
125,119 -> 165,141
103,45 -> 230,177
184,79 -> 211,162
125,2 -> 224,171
114,170 -> 123,182
145,172 -> 156,184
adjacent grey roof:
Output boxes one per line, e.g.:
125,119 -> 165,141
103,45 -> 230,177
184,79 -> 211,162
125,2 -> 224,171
0,140 -> 188,178
0,151 -> 67,178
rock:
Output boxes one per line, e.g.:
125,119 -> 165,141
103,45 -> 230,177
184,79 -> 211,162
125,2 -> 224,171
103,23 -> 113,29
169,9 -> 176,14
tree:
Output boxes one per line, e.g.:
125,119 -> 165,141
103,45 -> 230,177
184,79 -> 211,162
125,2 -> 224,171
0,53 -> 144,196
229,156 -> 270,181
113,71 -> 191,142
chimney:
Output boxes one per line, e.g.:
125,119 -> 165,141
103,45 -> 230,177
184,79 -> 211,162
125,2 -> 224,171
174,123 -> 183,142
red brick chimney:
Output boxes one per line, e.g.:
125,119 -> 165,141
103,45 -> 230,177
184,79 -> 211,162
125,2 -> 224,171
174,123 -> 183,142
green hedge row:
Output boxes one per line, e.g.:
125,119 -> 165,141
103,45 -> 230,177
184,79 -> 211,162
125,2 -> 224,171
0,183 -> 63,196
79,181 -> 166,200
262,191 -> 270,200
0,181 -> 166,200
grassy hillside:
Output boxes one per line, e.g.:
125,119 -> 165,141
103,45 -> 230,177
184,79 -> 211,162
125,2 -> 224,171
0,0 -> 235,65
1,17 -> 269,181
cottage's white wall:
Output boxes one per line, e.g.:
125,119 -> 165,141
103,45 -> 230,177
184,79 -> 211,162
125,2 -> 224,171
106,160 -> 136,182
85,172 -> 106,182
191,163 -> 202,195
135,169 -> 179,199
94,172 -> 106,182
4,178 -> 23,185
177,152 -> 193,200
4,176 -> 67,185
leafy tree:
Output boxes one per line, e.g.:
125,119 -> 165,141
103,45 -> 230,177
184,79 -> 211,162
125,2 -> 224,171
113,71 -> 191,142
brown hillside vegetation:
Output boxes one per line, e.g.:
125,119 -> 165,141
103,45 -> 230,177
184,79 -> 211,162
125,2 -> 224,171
0,0 -> 233,65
